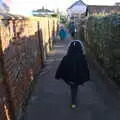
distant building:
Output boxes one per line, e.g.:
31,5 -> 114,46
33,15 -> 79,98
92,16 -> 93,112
32,7 -> 55,16
67,0 -> 87,20
87,5 -> 120,16
115,2 -> 120,6
67,0 -> 120,20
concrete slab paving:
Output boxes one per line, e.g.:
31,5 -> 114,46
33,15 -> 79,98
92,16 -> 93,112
23,40 -> 120,120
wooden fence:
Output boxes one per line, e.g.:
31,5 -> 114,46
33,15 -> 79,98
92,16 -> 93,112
0,16 -> 59,120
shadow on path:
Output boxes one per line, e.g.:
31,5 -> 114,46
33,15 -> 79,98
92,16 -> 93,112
23,40 -> 120,120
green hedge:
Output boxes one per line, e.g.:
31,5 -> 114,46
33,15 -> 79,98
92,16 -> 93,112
85,14 -> 120,83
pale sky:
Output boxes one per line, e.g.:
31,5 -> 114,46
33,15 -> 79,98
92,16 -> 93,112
10,0 -> 120,15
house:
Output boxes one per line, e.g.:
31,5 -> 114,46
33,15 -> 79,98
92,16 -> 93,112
115,2 -> 120,6
87,5 -> 120,16
67,0 -> 87,20
67,0 -> 120,20
32,7 -> 55,16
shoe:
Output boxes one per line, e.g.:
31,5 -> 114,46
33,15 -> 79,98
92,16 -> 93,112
71,104 -> 76,109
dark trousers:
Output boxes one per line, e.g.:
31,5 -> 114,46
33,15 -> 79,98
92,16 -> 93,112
71,32 -> 75,38
70,84 -> 78,105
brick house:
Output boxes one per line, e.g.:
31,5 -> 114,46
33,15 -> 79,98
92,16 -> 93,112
115,2 -> 120,6
87,5 -> 120,16
67,0 -> 120,19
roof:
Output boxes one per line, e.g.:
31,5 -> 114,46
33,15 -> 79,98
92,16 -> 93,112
115,2 -> 120,6
67,0 -> 87,10
88,5 -> 120,14
32,9 -> 55,16
0,13 -> 27,20
33,9 -> 54,13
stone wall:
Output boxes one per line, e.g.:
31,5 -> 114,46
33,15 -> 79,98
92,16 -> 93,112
0,16 -> 59,120
82,14 -> 120,84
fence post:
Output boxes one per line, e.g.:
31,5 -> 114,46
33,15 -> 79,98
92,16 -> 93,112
48,20 -> 51,50
37,21 -> 44,68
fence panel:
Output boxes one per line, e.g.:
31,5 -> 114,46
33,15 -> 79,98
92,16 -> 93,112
0,16 -> 59,120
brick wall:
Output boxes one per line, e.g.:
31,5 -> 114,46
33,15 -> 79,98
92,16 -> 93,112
0,16 -> 59,120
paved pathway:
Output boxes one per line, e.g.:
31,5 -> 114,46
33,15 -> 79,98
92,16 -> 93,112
23,40 -> 120,120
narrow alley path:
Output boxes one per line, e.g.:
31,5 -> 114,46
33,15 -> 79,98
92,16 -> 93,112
23,40 -> 120,120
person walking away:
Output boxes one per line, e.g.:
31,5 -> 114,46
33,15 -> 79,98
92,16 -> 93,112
59,25 -> 67,40
68,21 -> 76,39
55,40 -> 90,109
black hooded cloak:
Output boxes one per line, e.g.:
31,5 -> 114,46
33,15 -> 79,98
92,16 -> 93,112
55,40 -> 90,85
